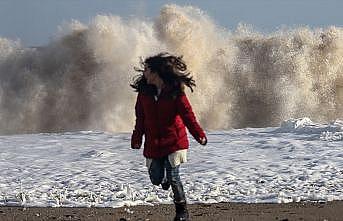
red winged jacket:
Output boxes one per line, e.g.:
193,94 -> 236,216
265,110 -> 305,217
131,89 -> 206,159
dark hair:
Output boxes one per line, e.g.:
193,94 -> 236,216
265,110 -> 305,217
130,52 -> 196,96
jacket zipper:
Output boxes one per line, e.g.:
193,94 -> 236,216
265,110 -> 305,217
155,95 -> 161,145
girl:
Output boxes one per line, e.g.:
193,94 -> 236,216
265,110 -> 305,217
131,53 -> 207,221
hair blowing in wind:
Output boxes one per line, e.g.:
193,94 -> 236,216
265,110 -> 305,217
0,4 -> 342,134
131,52 -> 196,94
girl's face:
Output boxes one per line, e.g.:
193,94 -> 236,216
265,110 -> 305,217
143,66 -> 162,86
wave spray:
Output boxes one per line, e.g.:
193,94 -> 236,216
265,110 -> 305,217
0,4 -> 342,134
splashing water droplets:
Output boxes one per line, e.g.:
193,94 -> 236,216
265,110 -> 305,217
0,4 -> 342,134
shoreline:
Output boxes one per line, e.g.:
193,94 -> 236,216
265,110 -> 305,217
0,201 -> 342,221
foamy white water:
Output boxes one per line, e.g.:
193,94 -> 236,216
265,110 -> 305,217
0,118 -> 342,207
0,4 -> 343,134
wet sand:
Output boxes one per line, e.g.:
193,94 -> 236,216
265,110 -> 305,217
0,201 -> 342,221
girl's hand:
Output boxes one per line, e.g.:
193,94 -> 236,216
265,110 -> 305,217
131,143 -> 141,149
199,137 -> 207,145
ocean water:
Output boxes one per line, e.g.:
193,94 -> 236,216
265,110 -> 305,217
0,4 -> 342,134
0,118 -> 342,207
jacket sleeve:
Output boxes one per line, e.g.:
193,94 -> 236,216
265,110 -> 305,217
176,93 -> 206,144
131,93 -> 144,148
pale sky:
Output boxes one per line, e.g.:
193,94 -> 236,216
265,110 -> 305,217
0,0 -> 342,46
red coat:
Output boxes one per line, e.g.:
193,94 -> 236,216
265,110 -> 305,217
131,89 -> 206,158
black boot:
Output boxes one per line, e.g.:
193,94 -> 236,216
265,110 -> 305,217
174,201 -> 189,221
161,178 -> 170,190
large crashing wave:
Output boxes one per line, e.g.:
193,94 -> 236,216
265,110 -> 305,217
0,4 -> 342,134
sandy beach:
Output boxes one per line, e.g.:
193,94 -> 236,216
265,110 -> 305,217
0,201 -> 342,221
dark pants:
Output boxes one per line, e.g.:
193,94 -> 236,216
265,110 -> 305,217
148,156 -> 186,203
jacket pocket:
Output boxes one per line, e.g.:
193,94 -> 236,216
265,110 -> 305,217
174,124 -> 180,138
